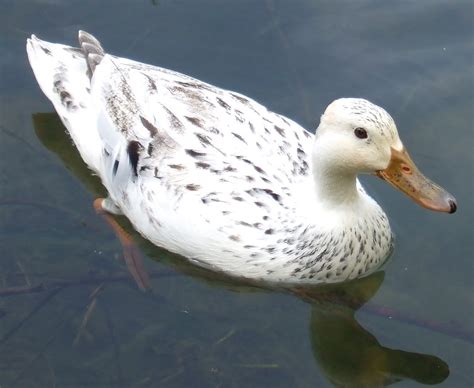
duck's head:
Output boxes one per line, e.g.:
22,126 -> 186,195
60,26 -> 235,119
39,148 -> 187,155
314,98 -> 457,213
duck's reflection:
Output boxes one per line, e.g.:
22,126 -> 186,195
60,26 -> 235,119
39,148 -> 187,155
296,274 -> 448,387
33,112 -> 449,387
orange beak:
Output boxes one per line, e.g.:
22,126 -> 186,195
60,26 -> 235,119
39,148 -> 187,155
376,147 -> 457,213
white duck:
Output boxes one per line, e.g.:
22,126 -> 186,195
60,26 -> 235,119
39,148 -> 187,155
26,31 -> 456,285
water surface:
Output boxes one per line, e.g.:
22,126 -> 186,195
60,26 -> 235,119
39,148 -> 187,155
0,1 -> 472,386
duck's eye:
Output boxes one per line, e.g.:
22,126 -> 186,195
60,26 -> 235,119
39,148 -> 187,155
354,127 -> 368,139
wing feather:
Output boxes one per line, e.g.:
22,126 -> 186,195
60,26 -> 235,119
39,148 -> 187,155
90,53 -> 313,198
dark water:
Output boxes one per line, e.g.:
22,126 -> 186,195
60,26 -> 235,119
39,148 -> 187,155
0,0 -> 472,386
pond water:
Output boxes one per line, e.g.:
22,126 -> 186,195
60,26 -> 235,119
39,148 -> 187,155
0,0 -> 472,387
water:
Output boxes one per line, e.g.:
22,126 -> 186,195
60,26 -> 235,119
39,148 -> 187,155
0,0 -> 472,386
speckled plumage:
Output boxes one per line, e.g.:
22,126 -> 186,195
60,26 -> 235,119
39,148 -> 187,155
27,31 -> 395,284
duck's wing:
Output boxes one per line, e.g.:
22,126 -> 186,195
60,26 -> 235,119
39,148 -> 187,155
92,46 -> 314,194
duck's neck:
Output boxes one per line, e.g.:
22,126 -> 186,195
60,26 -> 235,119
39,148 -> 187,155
311,155 -> 360,208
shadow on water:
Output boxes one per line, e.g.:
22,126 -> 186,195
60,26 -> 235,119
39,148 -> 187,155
1,112 -> 448,387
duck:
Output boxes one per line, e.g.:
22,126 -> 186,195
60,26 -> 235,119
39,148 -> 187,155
26,31 -> 457,285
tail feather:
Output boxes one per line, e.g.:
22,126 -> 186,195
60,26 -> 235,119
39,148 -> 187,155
78,30 -> 105,77
27,33 -> 103,171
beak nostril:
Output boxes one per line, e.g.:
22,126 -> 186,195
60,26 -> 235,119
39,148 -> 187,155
448,199 -> 457,214
401,164 -> 412,174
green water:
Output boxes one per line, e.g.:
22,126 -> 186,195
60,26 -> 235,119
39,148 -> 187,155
0,1 -> 472,386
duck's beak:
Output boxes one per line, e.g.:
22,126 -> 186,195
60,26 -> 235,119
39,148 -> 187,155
375,147 -> 457,213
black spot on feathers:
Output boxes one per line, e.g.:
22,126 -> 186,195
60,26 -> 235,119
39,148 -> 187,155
186,149 -> 206,158
195,133 -> 211,146
196,161 -> 210,169
112,160 -> 119,176
185,184 -> 200,191
127,141 -> 143,177
274,125 -> 285,137
185,116 -> 203,127
232,132 -> 247,144
40,46 -> 52,55
216,97 -> 231,110
262,188 -> 281,202
140,116 -> 158,136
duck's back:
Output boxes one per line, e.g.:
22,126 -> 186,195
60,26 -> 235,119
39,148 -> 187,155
27,32 -> 313,185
